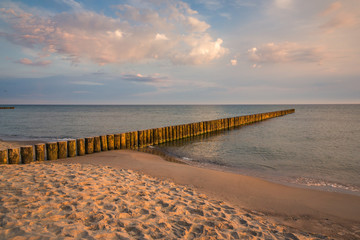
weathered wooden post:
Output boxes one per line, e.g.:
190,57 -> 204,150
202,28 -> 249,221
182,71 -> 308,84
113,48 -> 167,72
46,142 -> 58,160
158,128 -> 163,144
163,127 -> 167,143
184,124 -> 187,138
138,130 -> 144,148
107,134 -> 114,150
179,125 -> 183,139
58,141 -> 67,159
125,132 -> 131,149
94,136 -> 101,152
8,148 -> 20,164
154,129 -> 159,145
114,134 -> 121,150
68,140 -> 76,157
130,131 -> 138,149
0,149 -> 7,164
171,126 -> 176,140
224,118 -> 228,129
231,117 -> 235,128
169,126 -> 172,141
77,138 -> 85,156
100,135 -> 108,151
85,137 -> 94,154
20,146 -> 33,164
120,133 -> 126,149
149,129 -> 154,146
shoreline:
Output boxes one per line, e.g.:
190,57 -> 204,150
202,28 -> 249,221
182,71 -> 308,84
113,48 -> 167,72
2,138 -> 359,196
57,150 -> 360,239
148,145 -> 360,197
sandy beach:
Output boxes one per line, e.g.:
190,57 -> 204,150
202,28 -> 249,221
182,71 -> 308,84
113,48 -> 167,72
1,141 -> 359,239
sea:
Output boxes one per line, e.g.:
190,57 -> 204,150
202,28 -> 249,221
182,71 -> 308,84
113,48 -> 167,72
0,105 -> 359,195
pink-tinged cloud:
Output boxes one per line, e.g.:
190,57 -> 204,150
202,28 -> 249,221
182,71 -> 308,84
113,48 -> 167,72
0,1 -> 227,65
319,1 -> 358,33
320,2 -> 342,16
248,42 -> 324,64
15,58 -> 51,66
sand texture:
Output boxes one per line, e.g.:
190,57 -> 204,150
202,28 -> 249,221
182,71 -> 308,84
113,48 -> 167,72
0,163 -> 325,240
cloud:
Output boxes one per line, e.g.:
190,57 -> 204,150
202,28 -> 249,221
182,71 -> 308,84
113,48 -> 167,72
71,81 -> 104,86
230,59 -> 237,66
248,42 -> 324,64
319,1 -> 358,33
122,73 -> 167,83
15,58 -> 51,66
274,0 -> 293,9
320,2 -> 342,16
0,1 -> 227,65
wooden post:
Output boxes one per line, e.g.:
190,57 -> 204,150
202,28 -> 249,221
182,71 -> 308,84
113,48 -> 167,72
162,127 -> 166,143
77,139 -> 85,156
149,129 -> 154,146
134,131 -> 138,149
100,135 -> 108,151
20,146 -> 33,164
58,141 -> 67,159
138,130 -> 144,148
8,148 -> 20,164
204,121 -> 208,133
183,124 -> 188,138
179,125 -> 184,139
120,133 -> 126,149
46,142 -> 58,160
114,134 -> 121,150
68,140 -> 76,157
165,127 -> 169,142
168,126 -> 173,141
154,129 -> 159,145
94,136 -> 101,152
171,126 -> 176,140
85,137 -> 94,154
107,134 -> 114,150
0,149 -> 7,164
125,132 -> 131,149
158,128 -> 163,144
130,131 -> 138,149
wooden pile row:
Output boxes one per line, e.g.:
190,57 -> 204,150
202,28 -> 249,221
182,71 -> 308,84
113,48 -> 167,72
0,109 -> 295,164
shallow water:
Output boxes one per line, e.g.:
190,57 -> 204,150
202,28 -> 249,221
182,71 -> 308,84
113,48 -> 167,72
0,104 -> 359,195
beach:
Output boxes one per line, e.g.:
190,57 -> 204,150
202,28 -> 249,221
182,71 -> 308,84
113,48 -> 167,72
1,141 -> 360,239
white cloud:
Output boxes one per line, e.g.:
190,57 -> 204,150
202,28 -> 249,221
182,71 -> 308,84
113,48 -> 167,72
230,59 -> 237,66
155,33 -> 168,40
0,0 -> 227,66
248,42 -> 324,64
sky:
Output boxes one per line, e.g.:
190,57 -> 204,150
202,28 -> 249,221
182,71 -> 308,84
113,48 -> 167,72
0,0 -> 359,104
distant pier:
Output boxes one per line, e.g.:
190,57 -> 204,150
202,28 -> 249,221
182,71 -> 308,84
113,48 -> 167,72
0,107 -> 15,109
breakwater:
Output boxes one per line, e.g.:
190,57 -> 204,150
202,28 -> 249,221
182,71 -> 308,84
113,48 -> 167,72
0,107 -> 15,109
0,109 -> 295,164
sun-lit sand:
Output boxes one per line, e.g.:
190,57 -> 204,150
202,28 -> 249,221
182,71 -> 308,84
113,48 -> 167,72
1,141 -> 359,239
0,162 -> 322,240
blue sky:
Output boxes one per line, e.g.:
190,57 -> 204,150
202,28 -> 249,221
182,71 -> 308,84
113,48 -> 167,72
0,0 -> 359,104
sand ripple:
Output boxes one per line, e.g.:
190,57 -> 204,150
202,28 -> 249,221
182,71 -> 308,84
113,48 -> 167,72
0,163 -> 325,239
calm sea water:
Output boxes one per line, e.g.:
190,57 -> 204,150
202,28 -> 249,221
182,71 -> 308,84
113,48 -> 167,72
0,105 -> 359,195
